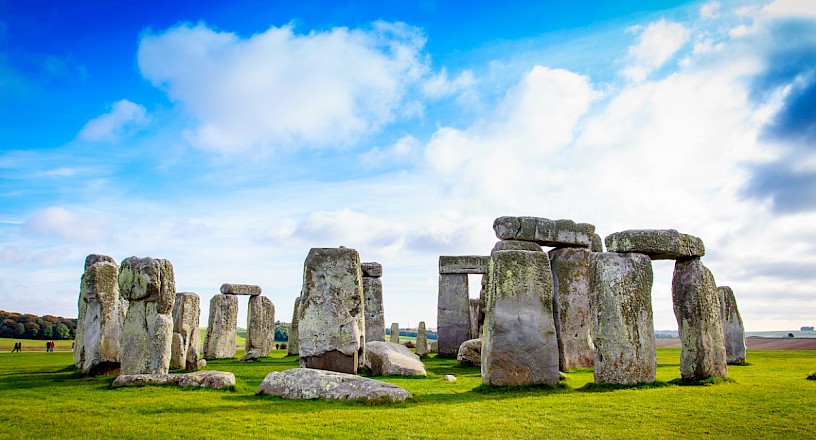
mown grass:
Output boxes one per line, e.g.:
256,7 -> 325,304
0,348 -> 813,439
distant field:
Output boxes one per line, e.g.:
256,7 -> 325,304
0,348 -> 813,438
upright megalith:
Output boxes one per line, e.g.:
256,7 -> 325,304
287,295 -> 302,356
80,257 -> 126,375
241,295 -> 275,361
203,294 -> 239,360
437,273 -> 470,357
590,252 -> 656,384
605,229 -> 705,260
718,286 -> 746,365
362,262 -> 385,343
170,292 -> 203,371
297,247 -> 365,374
390,323 -> 400,343
469,298 -> 482,339
74,254 -> 118,370
549,247 -> 595,370
672,258 -> 727,380
416,321 -> 429,358
118,256 -> 176,375
481,243 -> 560,386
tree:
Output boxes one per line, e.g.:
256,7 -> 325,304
274,321 -> 289,342
24,322 -> 40,338
55,323 -> 71,340
14,323 -> 25,337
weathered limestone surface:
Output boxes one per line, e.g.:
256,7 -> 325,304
119,257 -> 176,375
298,248 -> 365,374
364,341 -> 427,376
287,296 -> 301,356
363,276 -> 385,343
361,262 -> 382,278
416,321 -> 429,358
203,294 -> 239,360
439,256 -> 489,274
457,338 -> 482,367
220,283 -> 262,296
605,229 -> 705,260
672,258 -> 727,380
240,295 -> 275,361
257,368 -> 413,402
74,254 -> 118,369
437,274 -> 470,357
482,248 -> 560,386
389,323 -> 400,343
549,248 -> 595,370
170,292 -> 202,371
591,234 -> 604,252
469,298 -> 483,339
493,216 -> 595,248
81,259 -> 126,375
492,240 -> 543,252
112,371 -> 235,390
718,286 -> 747,365
590,252 -> 656,384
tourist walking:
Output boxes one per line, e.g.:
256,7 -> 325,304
11,342 -> 21,353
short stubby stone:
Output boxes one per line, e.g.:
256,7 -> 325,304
363,277 -> 385,343
416,321 -> 429,358
361,262 -> 383,278
298,247 -> 365,374
288,296 -> 302,356
240,295 -> 275,361
457,339 -> 482,367
203,294 -> 239,360
718,286 -> 747,365
364,341 -> 427,376
80,259 -> 126,376
605,229 -> 705,260
439,255 -> 489,274
389,323 -> 400,343
257,368 -> 413,402
672,258 -> 727,381
170,292 -> 202,371
550,248 -> 595,370
493,216 -> 594,248
112,371 -> 235,390
482,248 -> 560,386
220,283 -> 262,296
590,252 -> 656,385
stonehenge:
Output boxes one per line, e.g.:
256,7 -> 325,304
416,321 -> 429,358
240,295 -> 275,361
718,286 -> 747,365
437,255 -> 488,357
362,262 -> 385,343
550,247 -> 595,370
170,292 -> 204,371
287,296 -> 302,356
204,283 -> 276,361
203,294 -> 239,360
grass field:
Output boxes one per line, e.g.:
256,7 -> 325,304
0,348 -> 814,439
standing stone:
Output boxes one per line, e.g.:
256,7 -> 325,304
240,295 -> 275,361
482,245 -> 560,386
549,247 -> 595,370
390,323 -> 400,343
362,263 -> 385,343
170,292 -> 203,371
297,247 -> 365,374
416,321 -> 429,358
718,286 -> 747,365
468,299 -> 481,339
287,295 -> 301,356
118,257 -> 176,375
437,273 -> 470,357
81,259 -> 126,375
672,258 -> 727,381
74,254 -> 118,369
590,252 -> 656,385
203,294 -> 239,360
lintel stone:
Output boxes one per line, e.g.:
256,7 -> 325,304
439,256 -> 489,274
493,216 -> 594,248
220,283 -> 262,296
605,229 -> 705,260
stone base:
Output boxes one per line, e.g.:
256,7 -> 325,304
301,350 -> 358,374
85,361 -> 120,377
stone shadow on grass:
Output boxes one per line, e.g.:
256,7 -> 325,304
668,376 -> 735,386
577,381 -> 670,392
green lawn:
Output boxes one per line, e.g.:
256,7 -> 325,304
0,348 -> 813,439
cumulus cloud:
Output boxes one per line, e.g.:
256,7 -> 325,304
360,135 -> 421,168
622,19 -> 691,82
21,207 -> 111,243
78,99 -> 149,142
138,21 -> 431,153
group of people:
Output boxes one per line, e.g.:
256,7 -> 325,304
9,341 -> 57,352
11,342 -> 22,352
45,341 -> 55,352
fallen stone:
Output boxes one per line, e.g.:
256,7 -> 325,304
257,368 -> 412,402
718,286 -> 747,365
203,294 -> 239,360
605,229 -> 705,260
443,374 -> 457,382
363,276 -> 385,343
482,247 -> 560,386
170,292 -> 202,371
590,252 -> 656,385
287,295 -> 301,356
80,259 -> 126,376
549,247 -> 595,370
361,262 -> 382,278
364,341 -> 427,376
439,255 -> 489,274
240,295 -> 275,361
112,371 -> 235,390
493,216 -> 594,248
457,339 -> 481,367
389,323 -> 400,343
220,283 -> 262,296
437,273 -> 470,357
400,340 -> 416,349
673,258 -> 727,381
416,321 -> 429,358
298,248 -> 365,374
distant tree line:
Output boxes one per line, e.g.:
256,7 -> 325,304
386,327 -> 438,340
0,310 -> 76,340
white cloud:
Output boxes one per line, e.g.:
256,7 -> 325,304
622,19 -> 691,82
422,68 -> 475,98
700,1 -> 721,19
78,99 -> 149,142
21,207 -> 111,244
360,135 -> 421,168
762,0 -> 816,18
1,245 -> 29,264
138,21 -> 430,153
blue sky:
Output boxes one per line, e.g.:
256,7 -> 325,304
1,0 -> 814,331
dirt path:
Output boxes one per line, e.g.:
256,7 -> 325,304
656,338 -> 816,350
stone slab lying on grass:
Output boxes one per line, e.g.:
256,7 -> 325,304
605,229 -> 705,260
257,368 -> 412,402
457,339 -> 481,367
493,216 -> 595,248
364,341 -> 426,376
112,371 -> 235,390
